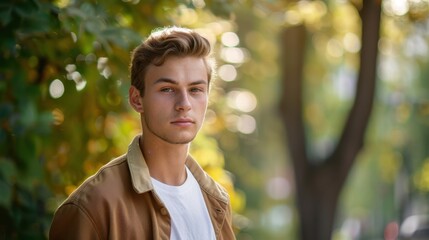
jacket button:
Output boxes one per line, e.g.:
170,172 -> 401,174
160,207 -> 168,215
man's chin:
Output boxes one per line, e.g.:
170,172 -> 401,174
162,134 -> 196,145
168,138 -> 195,145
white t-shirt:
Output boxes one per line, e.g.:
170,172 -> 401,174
151,167 -> 216,240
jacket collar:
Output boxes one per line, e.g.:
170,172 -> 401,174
127,135 -> 153,194
126,135 -> 229,204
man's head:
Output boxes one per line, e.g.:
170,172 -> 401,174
130,26 -> 215,96
129,27 -> 214,145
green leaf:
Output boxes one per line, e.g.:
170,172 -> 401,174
12,0 -> 39,18
101,27 -> 141,49
84,18 -> 105,34
35,112 -> 53,135
0,129 -> 6,146
19,101 -> 37,128
0,158 -> 15,208
65,6 -> 87,20
11,69 -> 26,98
16,186 -> 36,210
0,5 -> 12,26
0,180 -> 12,208
18,10 -> 53,35
80,2 -> 96,17
0,158 -> 17,182
16,137 -> 37,167
0,103 -> 13,120
0,34 -> 16,56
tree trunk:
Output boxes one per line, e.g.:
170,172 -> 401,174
279,0 -> 382,239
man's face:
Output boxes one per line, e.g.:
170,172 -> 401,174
141,56 -> 209,145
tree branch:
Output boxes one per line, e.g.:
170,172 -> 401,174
331,0 -> 382,181
280,24 -> 309,181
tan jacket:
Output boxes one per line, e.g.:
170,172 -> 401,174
49,136 -> 235,240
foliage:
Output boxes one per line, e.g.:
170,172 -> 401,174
0,0 -> 246,238
1,0 -> 62,237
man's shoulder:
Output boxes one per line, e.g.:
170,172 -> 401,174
205,173 -> 231,202
63,154 -> 130,206
186,157 -> 230,204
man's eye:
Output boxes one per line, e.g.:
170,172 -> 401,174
190,88 -> 203,93
161,88 -> 173,92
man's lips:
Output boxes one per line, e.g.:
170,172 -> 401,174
171,118 -> 195,126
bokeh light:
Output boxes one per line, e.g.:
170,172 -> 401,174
343,33 -> 361,53
384,0 -> 409,16
340,218 -> 362,239
227,90 -> 257,112
326,38 -> 344,58
49,79 -> 65,99
218,64 -> 237,82
414,159 -> 429,191
225,114 -> 239,132
52,108 -> 64,125
284,9 -> 303,25
192,0 -> 206,9
65,64 -> 76,73
237,114 -> 256,134
266,177 -> 291,200
76,80 -> 87,91
221,47 -> 248,64
262,205 -> 293,232
65,63 -> 87,91
221,32 -> 240,47
400,215 -> 427,238
98,57 -> 112,79
70,32 -> 77,42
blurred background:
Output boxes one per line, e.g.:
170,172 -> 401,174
1,0 -> 429,239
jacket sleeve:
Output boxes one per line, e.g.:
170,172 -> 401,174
49,203 -> 101,240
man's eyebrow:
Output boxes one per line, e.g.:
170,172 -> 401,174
153,78 -> 207,86
153,78 -> 177,85
189,80 -> 208,86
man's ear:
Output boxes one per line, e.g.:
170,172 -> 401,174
129,86 -> 144,113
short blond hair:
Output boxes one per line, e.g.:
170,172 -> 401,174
130,27 -> 215,95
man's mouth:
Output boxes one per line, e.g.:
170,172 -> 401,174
171,118 -> 195,126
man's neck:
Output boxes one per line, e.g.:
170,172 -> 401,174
139,136 -> 189,186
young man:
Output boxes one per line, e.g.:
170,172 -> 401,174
50,27 -> 236,240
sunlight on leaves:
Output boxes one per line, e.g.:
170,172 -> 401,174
378,150 -> 402,183
414,158 -> 429,192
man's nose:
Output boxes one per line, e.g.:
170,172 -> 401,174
175,91 -> 191,111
